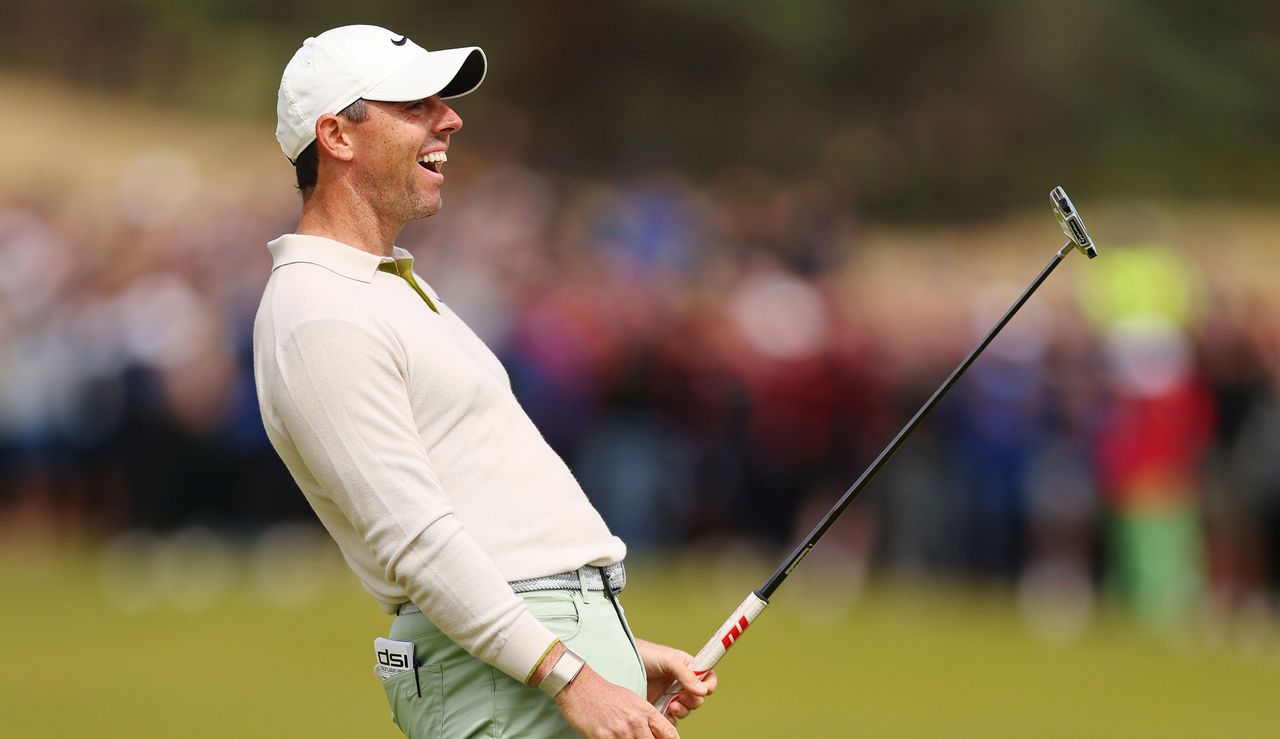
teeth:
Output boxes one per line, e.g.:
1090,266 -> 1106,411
418,152 -> 448,164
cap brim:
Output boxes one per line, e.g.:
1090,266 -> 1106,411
364,46 -> 487,103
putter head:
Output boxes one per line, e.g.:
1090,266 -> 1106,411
1050,186 -> 1098,259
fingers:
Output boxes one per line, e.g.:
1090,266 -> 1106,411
677,668 -> 715,705
698,668 -> 718,695
557,665 -> 683,739
669,693 -> 701,715
671,658 -> 708,697
647,709 -> 680,739
668,699 -> 691,720
668,668 -> 716,719
639,642 -> 719,725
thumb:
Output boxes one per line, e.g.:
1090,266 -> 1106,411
671,655 -> 708,695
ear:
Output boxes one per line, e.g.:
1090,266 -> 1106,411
314,113 -> 356,163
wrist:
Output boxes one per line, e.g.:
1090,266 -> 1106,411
527,640 -> 565,688
538,646 -> 586,699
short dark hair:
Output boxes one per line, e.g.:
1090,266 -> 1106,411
294,98 -> 370,196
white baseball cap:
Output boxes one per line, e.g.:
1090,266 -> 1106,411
276,25 -> 487,162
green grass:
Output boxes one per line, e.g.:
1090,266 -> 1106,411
2,543 -> 1277,737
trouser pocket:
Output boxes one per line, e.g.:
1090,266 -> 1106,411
383,664 -> 444,738
521,591 -> 582,641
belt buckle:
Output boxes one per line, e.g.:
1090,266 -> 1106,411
600,563 -> 623,596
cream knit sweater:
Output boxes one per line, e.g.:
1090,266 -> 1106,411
253,234 -> 625,682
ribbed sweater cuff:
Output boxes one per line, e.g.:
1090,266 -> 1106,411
495,613 -> 560,683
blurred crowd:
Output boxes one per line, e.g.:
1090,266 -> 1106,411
2,148 -> 1279,633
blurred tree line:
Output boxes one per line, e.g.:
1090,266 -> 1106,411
5,0 -> 1278,220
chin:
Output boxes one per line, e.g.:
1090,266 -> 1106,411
407,196 -> 443,221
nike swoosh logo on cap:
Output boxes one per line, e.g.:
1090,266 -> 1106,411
391,36 -> 407,46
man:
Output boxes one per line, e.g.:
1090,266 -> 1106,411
255,25 -> 715,738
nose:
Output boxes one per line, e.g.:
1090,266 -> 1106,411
431,97 -> 463,135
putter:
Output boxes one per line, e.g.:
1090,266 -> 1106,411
655,187 -> 1098,716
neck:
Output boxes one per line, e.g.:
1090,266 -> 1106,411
296,180 -> 402,257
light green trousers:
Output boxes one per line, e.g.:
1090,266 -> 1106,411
381,584 -> 647,738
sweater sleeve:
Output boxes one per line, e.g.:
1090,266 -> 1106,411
268,316 -> 557,682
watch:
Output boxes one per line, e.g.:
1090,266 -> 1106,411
538,647 -> 585,698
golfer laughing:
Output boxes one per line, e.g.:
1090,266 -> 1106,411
254,24 -> 714,738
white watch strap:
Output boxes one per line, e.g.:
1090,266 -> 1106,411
538,647 -> 585,697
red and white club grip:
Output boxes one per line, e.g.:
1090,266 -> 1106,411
654,591 -> 768,717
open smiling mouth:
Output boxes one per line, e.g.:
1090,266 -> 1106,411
418,151 -> 447,174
